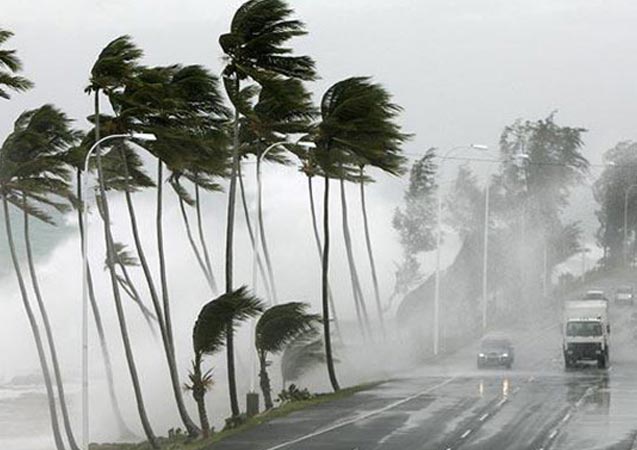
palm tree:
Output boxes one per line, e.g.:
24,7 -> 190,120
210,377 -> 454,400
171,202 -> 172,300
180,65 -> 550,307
0,28 -> 33,99
87,38 -> 159,445
1,107 -> 73,450
310,77 -> 409,392
14,107 -> 81,450
358,156 -> 406,336
108,63 -> 230,436
299,158 -> 341,339
338,169 -> 371,338
219,0 -> 316,302
255,302 -> 320,409
193,286 -> 264,422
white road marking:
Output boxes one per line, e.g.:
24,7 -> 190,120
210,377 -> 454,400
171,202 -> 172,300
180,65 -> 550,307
479,413 -> 489,422
497,398 -> 507,407
460,429 -> 472,439
263,377 -> 457,450
549,429 -> 558,439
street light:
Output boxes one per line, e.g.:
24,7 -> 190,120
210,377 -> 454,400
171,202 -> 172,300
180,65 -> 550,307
623,184 -> 637,265
433,144 -> 487,356
80,132 -> 156,450
481,153 -> 529,333
247,138 -> 315,413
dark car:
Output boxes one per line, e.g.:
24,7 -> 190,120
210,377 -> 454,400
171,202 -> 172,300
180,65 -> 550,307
477,336 -> 514,369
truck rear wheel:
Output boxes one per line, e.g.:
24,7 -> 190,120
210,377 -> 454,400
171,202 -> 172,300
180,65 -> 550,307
597,354 -> 607,369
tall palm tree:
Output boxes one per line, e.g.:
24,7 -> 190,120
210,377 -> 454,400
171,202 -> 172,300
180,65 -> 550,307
311,77 -> 409,392
255,302 -> 320,409
300,159 -> 341,339
219,0 -> 316,303
0,107 -> 72,450
0,28 -> 33,99
87,37 -> 159,445
15,107 -> 81,450
338,169 -> 371,338
193,286 -> 264,422
358,155 -> 406,336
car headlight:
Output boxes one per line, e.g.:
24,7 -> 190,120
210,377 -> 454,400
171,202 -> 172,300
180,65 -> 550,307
478,353 -> 485,358
502,353 -> 509,358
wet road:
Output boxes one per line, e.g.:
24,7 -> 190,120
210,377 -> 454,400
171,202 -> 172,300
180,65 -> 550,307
212,305 -> 637,450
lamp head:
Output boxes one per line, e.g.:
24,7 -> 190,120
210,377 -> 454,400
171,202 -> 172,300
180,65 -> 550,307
131,132 -> 157,142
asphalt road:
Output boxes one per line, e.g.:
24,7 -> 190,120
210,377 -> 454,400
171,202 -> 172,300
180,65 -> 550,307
212,303 -> 637,450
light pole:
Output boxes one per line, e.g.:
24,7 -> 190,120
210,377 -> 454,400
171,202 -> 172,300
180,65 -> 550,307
481,153 -> 529,332
247,138 -> 314,411
81,132 -> 156,450
433,144 -> 487,355
623,184 -> 637,265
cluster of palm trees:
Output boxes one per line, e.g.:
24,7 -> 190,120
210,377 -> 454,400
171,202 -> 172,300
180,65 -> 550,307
0,0 -> 408,447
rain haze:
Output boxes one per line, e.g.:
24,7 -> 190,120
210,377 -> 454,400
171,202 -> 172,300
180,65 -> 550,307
2,1 -> 637,450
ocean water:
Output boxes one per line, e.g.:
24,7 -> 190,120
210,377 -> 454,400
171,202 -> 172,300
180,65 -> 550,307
0,384 -> 56,450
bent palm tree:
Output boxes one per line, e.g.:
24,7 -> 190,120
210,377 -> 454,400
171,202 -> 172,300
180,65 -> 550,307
310,77 -> 409,392
255,302 -> 320,409
193,286 -> 264,423
0,28 -> 33,99
219,0 -> 316,306
0,107 -> 71,450
87,37 -> 159,445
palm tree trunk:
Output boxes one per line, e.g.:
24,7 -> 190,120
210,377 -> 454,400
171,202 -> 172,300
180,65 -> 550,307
339,176 -> 371,337
193,354 -> 210,438
321,175 -> 340,392
22,195 -> 79,450
76,171 -> 132,438
307,176 -> 341,340
117,146 -> 198,436
2,197 -> 66,450
226,321 -> 240,416
238,164 -> 272,301
256,155 -> 278,304
225,80 -> 240,294
156,160 -> 200,436
258,352 -> 273,410
179,196 -> 215,291
93,92 -> 158,447
359,168 -> 385,337
195,184 -> 218,294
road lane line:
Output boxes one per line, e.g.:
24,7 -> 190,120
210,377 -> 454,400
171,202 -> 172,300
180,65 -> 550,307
263,377 -> 457,450
478,413 -> 489,422
460,429 -> 472,439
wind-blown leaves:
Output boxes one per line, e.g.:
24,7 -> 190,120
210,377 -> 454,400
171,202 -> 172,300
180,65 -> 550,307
255,302 -> 320,355
0,28 -> 33,99
193,286 -> 265,357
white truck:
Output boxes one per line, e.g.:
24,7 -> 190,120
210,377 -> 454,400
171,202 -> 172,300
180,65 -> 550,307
563,299 -> 610,369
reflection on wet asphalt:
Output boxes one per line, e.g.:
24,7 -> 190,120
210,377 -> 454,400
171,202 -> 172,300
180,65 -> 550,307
213,306 -> 637,450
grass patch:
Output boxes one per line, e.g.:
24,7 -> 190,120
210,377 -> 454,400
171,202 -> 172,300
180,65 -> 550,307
90,382 -> 381,450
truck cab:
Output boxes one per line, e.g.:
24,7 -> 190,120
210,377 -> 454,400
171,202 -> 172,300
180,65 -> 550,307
563,299 -> 610,369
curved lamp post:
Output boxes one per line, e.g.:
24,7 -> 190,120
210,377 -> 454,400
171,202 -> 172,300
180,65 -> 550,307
81,132 -> 156,450
247,138 -> 315,409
